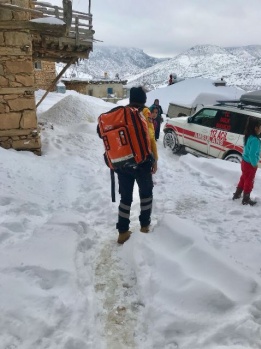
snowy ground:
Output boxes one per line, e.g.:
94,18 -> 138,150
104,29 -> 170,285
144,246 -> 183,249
0,89 -> 261,349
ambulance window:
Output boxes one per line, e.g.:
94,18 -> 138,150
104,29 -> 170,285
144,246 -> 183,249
214,110 -> 232,132
230,112 -> 249,135
214,110 -> 249,134
192,108 -> 218,128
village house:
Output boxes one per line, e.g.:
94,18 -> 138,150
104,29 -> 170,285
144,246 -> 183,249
62,74 -> 128,103
34,60 -> 56,91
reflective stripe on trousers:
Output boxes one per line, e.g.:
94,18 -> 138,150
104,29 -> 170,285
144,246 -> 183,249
116,161 -> 153,233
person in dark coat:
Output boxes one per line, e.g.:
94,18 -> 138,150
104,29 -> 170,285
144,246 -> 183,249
150,99 -> 163,141
116,87 -> 158,244
168,74 -> 173,85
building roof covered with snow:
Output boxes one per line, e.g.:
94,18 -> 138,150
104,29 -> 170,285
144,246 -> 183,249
145,78 -> 244,113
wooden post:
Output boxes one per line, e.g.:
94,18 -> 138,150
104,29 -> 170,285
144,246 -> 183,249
75,16 -> 79,45
54,6 -> 59,18
63,0 -> 72,36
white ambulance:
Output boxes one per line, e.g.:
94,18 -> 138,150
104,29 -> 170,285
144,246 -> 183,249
163,91 -> 261,164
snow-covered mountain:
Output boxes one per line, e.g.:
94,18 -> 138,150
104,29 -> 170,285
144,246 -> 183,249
58,45 -> 165,80
58,44 -> 261,91
127,44 -> 261,91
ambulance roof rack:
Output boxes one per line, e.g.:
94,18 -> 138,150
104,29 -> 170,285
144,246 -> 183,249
215,101 -> 261,114
216,90 -> 261,113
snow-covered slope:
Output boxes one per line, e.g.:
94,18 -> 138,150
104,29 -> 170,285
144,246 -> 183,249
57,45 -> 165,80
58,44 -> 261,92
128,44 -> 261,91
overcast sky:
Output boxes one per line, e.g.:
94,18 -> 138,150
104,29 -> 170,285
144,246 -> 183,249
51,0 -> 261,57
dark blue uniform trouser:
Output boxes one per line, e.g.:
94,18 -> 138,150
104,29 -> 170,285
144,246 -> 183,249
116,161 -> 153,233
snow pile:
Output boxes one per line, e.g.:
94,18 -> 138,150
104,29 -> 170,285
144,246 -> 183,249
38,93 -> 114,126
30,17 -> 65,25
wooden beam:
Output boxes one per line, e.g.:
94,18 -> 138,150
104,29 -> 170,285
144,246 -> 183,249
32,1 -> 63,11
33,48 -> 90,55
32,49 -> 90,60
36,58 -> 76,109
33,56 -> 76,63
33,8 -> 57,17
71,13 -> 92,21
33,7 -> 63,19
33,35 -> 93,47
0,3 -> 44,16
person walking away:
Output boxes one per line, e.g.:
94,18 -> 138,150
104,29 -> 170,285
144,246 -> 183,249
116,87 -> 158,244
150,99 -> 163,141
233,116 -> 261,205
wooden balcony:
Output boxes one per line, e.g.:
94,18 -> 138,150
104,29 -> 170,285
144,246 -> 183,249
0,0 -> 95,63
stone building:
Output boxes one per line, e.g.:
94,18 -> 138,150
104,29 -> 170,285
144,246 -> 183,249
62,78 -> 128,102
34,60 -> 56,91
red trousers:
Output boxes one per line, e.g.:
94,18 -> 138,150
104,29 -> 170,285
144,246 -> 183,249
237,160 -> 257,194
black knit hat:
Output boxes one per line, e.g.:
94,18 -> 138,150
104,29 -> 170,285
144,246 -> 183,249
129,86 -> 147,104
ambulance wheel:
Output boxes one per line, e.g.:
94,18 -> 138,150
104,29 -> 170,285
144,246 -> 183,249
163,130 -> 181,153
224,152 -> 242,163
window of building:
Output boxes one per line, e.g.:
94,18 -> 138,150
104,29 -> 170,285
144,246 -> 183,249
34,61 -> 42,70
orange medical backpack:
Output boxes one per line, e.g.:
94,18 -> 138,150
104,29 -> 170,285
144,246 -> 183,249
98,106 -> 152,170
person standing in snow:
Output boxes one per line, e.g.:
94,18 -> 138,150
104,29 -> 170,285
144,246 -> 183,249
150,99 -> 163,141
149,106 -> 158,138
233,116 -> 261,205
116,87 -> 158,244
168,74 -> 174,85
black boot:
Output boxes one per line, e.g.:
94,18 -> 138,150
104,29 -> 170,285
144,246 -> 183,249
232,187 -> 243,200
242,193 -> 257,206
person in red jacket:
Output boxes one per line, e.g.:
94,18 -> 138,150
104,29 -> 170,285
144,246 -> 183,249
233,116 -> 261,205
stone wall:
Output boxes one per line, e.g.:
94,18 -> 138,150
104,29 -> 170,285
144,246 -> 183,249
63,81 -> 126,98
0,0 -> 41,154
63,81 -> 86,94
34,60 -> 56,91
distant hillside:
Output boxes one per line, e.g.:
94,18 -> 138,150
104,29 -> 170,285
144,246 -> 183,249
57,45 -> 166,80
57,44 -> 261,91
127,44 -> 261,91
